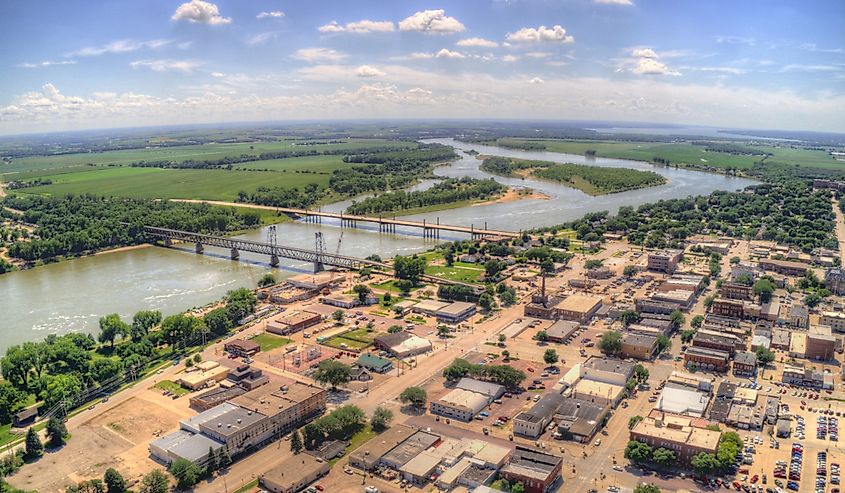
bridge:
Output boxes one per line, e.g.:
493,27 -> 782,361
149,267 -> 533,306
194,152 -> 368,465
275,208 -> 523,240
140,225 -> 484,293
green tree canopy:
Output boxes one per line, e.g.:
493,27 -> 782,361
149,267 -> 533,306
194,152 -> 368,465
313,360 -> 351,389
399,386 -> 427,408
599,330 -> 623,355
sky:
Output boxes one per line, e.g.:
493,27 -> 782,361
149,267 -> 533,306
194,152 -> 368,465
1,0 -> 844,135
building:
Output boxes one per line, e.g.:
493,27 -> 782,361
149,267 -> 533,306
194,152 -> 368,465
379,431 -> 441,470
620,333 -> 658,360
636,297 -> 682,315
150,429 -> 225,466
226,364 -> 270,391
820,311 -> 845,332
655,386 -> 710,417
789,305 -> 809,329
692,330 -> 740,355
400,450 -> 441,485
546,320 -> 580,343
806,325 -> 836,360
782,364 -> 824,389
759,259 -> 811,277
647,249 -> 683,273
554,399 -> 610,443
178,361 -> 229,390
437,302 -> 477,323
287,272 -> 344,291
12,407 -> 38,428
373,332 -> 432,358
430,379 -> 505,422
224,339 -> 260,357
266,310 -> 321,336
629,414 -> 720,465
720,283 -> 755,301
709,381 -> 737,423
356,354 -> 394,373
711,299 -> 745,319
733,351 -> 757,376
825,268 -> 845,295
321,294 -> 360,309
667,371 -> 714,392
513,393 -> 565,438
555,294 -> 602,323
751,334 -> 771,351
259,454 -> 329,493
348,424 -> 418,470
499,446 -> 563,493
771,329 -> 791,350
684,347 -> 730,372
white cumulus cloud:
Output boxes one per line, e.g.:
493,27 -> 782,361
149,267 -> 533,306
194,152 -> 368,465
506,25 -> 574,44
409,52 -> 435,60
129,59 -> 203,73
456,37 -> 498,48
631,48 -> 658,58
68,39 -> 171,57
355,65 -> 386,77
632,58 -> 681,76
594,0 -> 634,5
436,49 -> 466,59
528,77 -> 544,84
399,10 -> 465,34
293,48 -> 347,63
319,19 -> 395,34
18,60 -> 77,68
172,0 -> 231,25
502,55 -> 518,62
256,11 -> 284,19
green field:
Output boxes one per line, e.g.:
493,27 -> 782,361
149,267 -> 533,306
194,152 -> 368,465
425,263 -> 484,283
152,380 -> 190,397
496,138 -> 845,171
322,328 -> 377,351
250,333 -> 292,351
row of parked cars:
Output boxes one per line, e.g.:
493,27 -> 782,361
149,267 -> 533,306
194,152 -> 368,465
817,415 -> 839,441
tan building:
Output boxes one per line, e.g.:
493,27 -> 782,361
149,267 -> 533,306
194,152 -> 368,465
555,294 -> 602,323
759,259 -> 811,277
620,333 -> 658,360
629,414 -> 720,464
259,454 -> 329,493
711,299 -> 745,319
648,249 -> 683,273
806,325 -> 836,361
820,311 -> 845,333
178,362 -> 228,390
266,310 -> 321,336
720,283 -> 755,301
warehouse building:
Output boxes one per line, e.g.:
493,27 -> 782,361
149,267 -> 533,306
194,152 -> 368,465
513,393 -> 565,438
430,378 -> 505,422
554,399 -> 610,443
629,414 -> 720,465
555,294 -> 603,323
348,424 -> 418,470
266,310 -> 321,336
620,333 -> 658,360
499,446 -> 563,493
259,454 -> 329,493
373,332 -> 432,358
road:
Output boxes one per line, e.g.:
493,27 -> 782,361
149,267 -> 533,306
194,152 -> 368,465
832,196 -> 845,264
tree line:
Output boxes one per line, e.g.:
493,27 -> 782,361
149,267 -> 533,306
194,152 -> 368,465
345,177 -> 505,215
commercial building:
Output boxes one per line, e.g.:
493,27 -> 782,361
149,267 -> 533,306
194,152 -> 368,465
751,334 -> 771,351
555,294 -> 602,323
771,329 -> 791,350
546,320 -> 580,343
667,371 -> 714,392
782,364 -> 824,388
224,339 -> 260,357
692,330 -> 740,356
635,297 -> 682,316
259,454 -> 329,493
321,294 -> 360,309
379,430 -> 441,470
720,283 -> 755,301
825,268 -> 845,295
437,301 -> 477,323
759,259 -> 811,277
647,249 -> 683,273
411,299 -> 449,317
709,381 -> 738,423
629,414 -> 720,465
356,354 -> 394,373
287,272 -> 345,291
178,361 -> 229,390
789,305 -> 809,329
150,429 -> 224,466
806,325 -> 836,360
513,393 -> 565,438
266,310 -> 321,336
684,347 -> 730,372
711,299 -> 745,319
430,378 -> 505,422
733,351 -> 757,376
400,450 -> 442,485
554,399 -> 610,443
620,333 -> 658,360
656,386 -> 710,417
348,424 -> 417,470
499,446 -> 563,493
820,311 -> 845,332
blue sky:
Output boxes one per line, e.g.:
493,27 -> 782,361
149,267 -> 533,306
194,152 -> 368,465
1,0 -> 844,134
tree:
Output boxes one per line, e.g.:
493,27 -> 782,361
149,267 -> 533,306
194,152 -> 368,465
479,293 -> 496,311
680,329 -> 696,344
224,287 -> 257,323
104,468 -> 125,493
169,458 -> 204,490
585,259 -> 603,270
599,330 -> 623,355
543,349 -> 559,365
46,416 -> 68,448
437,325 -> 451,338
804,292 -> 823,308
258,273 -> 276,287
511,482 -> 525,493
444,251 -> 454,267
130,310 -> 161,342
353,284 -> 372,303
623,265 -> 639,277
332,310 -> 345,322
620,310 -> 641,327
203,307 -> 233,337
534,330 -> 549,343
139,470 -> 169,493
393,255 -> 427,285
484,259 -> 507,279
691,452 -> 720,475
756,346 -> 775,364
0,381 -> 27,424
753,278 -> 776,303
490,478 -> 511,492
540,258 -> 555,275
314,360 -> 351,389
628,415 -> 643,429
691,315 -> 704,329
206,446 -> 219,472
399,387 -> 427,409
290,429 -> 304,454
652,447 -> 676,465
387,325 -> 403,333
656,335 -> 671,354
371,407 -> 393,431
501,349 -> 510,360
634,485 -> 661,493
98,314 -> 128,348
43,373 -> 83,410
634,364 -> 649,382
25,426 -> 43,460
669,310 -> 685,330
498,334 -> 507,345
624,440 -> 652,463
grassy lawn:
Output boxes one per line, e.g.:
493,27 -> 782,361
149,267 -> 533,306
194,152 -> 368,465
250,333 -> 293,352
425,264 -> 484,283
342,328 -> 377,342
372,279 -> 425,294
151,380 -> 191,397
0,423 -> 22,448
233,478 -> 259,493
329,424 -> 377,467
322,335 -> 372,351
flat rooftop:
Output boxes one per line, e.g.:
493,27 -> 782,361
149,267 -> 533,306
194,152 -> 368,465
231,381 -> 323,417
381,430 -> 440,468
350,424 -> 417,463
558,294 -> 602,313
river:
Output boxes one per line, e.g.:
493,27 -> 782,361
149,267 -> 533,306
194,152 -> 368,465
0,139 -> 757,350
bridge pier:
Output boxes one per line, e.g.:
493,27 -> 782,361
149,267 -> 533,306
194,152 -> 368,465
164,238 -> 173,247
195,242 -> 204,254
270,254 -> 280,267
230,248 -> 239,260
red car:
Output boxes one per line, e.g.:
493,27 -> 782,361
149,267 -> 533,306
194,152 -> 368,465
751,475 -> 759,484
315,486 -> 324,491
527,367 -> 535,372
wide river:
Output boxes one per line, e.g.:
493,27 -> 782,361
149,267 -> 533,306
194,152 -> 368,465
0,139 -> 757,350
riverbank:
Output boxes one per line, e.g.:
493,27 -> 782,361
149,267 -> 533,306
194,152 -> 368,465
472,186 -> 550,206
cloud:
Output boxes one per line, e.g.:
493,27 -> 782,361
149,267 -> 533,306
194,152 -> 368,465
683,66 -> 747,75
246,32 -> 277,46
456,38 -> 498,48
318,20 -> 395,34
715,36 -> 755,46
172,0 -> 231,25
594,0 -> 634,4
506,25 -> 574,44
502,55 -> 518,62
409,52 -> 435,60
631,48 -> 658,59
800,43 -> 845,55
525,52 -> 551,59
399,10 -> 465,34
18,60 -> 77,68
781,64 -> 843,73
528,77 -> 544,84
355,65 -> 386,77
436,49 -> 466,59
631,58 -> 681,76
129,59 -> 202,73
68,39 -> 171,57
293,48 -> 347,63
256,11 -> 284,19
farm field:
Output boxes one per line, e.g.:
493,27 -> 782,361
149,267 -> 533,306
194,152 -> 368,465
496,138 -> 845,170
